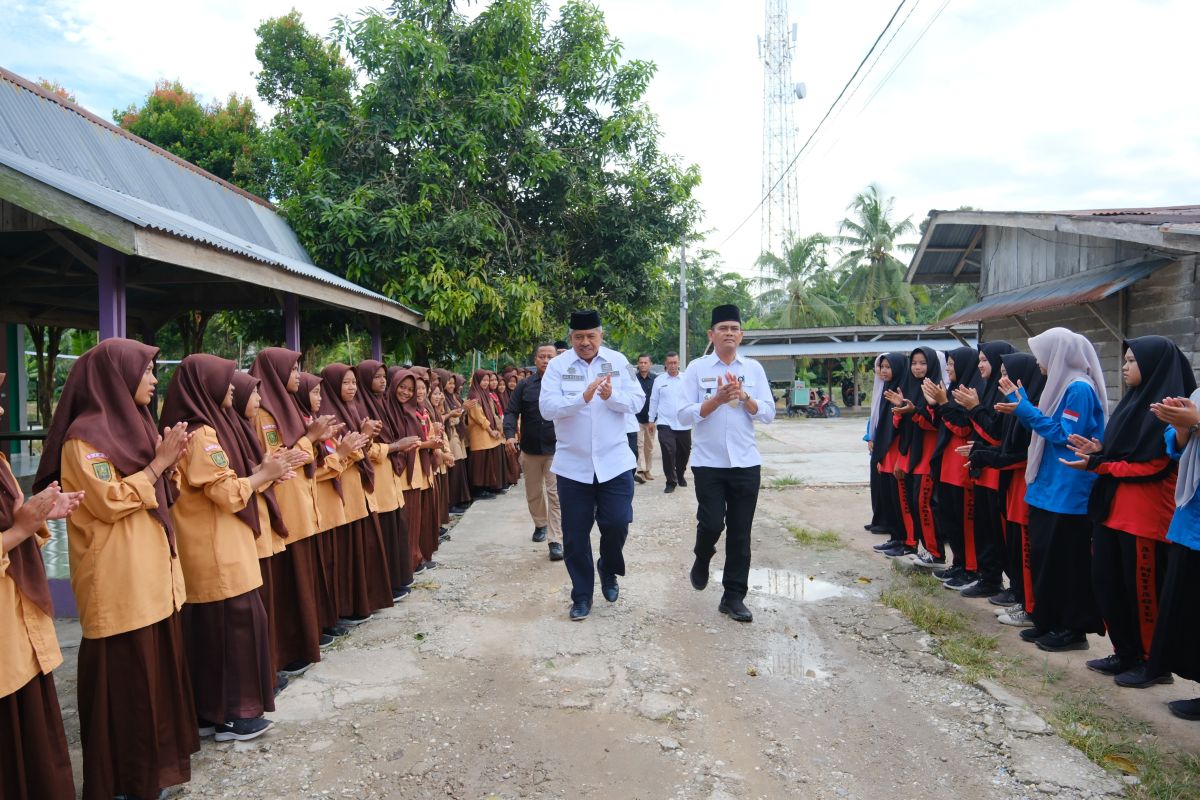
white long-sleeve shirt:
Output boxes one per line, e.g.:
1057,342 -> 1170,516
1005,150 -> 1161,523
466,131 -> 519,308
677,351 -> 775,468
540,346 -> 645,483
648,372 -> 692,431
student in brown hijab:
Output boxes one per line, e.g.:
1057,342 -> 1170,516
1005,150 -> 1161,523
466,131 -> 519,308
249,349 -> 335,675
496,370 -> 522,486
319,364 -> 394,620
162,354 -> 296,742
467,369 -> 505,498
392,369 -> 447,572
436,369 -> 472,514
34,337 -> 198,800
1,372 -> 84,800
229,371 -> 294,691
411,367 -> 449,536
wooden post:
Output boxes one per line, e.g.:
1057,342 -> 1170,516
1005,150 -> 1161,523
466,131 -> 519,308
369,315 -> 383,361
97,246 -> 127,340
282,293 -> 300,352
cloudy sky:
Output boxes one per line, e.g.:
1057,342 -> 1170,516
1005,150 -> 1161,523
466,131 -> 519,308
2,0 -> 1198,276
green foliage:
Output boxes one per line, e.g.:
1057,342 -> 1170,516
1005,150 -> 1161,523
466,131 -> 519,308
254,0 -> 700,360
834,183 -> 919,325
754,233 -> 841,328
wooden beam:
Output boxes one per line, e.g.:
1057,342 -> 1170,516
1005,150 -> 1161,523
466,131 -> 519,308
1009,315 -> 1035,338
947,328 -> 968,346
47,230 -> 99,273
1084,301 -> 1123,342
951,227 -> 985,279
0,163 -> 136,254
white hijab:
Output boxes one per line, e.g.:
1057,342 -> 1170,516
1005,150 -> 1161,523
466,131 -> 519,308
1025,327 -> 1108,484
867,354 -> 886,439
936,350 -> 950,388
1177,387 -> 1200,509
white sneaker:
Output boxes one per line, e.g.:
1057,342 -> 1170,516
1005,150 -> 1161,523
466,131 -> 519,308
995,602 -> 1023,617
910,551 -> 945,570
998,608 -> 1034,627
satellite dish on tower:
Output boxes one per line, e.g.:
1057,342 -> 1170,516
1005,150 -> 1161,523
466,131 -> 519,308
794,82 -> 807,100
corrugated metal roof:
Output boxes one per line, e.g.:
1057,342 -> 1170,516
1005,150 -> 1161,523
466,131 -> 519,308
0,67 -> 420,317
930,257 -> 1173,328
740,338 -> 977,359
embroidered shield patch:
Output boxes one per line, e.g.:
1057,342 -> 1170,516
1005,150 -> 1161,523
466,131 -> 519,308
211,451 -> 229,468
92,462 -> 112,481
265,429 -> 282,446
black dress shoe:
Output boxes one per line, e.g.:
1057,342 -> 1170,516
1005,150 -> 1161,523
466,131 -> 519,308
1086,654 -> 1135,676
1167,698 -> 1200,720
690,558 -> 710,590
569,599 -> 591,621
634,472 -> 646,484
664,483 -> 676,494
548,541 -> 564,561
532,526 -> 548,542
1035,630 -> 1089,652
719,594 -> 753,622
677,477 -> 687,488
1114,664 -> 1174,688
600,572 -> 619,602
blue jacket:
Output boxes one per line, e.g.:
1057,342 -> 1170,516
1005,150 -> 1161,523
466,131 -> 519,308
1010,380 -> 1105,515
1165,426 -> 1200,551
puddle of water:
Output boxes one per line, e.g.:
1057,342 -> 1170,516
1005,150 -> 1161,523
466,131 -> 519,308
713,567 -> 861,603
762,635 -> 830,680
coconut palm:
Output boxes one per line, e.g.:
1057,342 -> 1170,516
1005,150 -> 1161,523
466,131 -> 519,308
755,232 -> 842,328
834,184 -> 918,324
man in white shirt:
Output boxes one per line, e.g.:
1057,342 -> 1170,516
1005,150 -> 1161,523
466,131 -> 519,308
678,304 -> 776,623
649,351 -> 692,493
540,309 -> 646,621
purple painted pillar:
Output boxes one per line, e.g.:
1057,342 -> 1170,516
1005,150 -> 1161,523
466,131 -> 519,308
369,315 -> 383,361
97,246 -> 127,339
283,293 -> 301,352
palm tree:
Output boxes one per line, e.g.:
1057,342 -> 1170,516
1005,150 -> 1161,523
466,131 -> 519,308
833,184 -> 918,324
754,233 -> 842,328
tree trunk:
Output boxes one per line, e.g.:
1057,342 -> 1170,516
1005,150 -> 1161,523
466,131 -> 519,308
28,324 -> 64,428
176,310 -> 211,356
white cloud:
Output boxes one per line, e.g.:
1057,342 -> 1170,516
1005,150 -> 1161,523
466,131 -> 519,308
4,0 -> 1199,280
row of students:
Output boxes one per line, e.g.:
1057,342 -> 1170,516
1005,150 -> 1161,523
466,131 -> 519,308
1,338 -> 497,800
865,328 -> 1200,721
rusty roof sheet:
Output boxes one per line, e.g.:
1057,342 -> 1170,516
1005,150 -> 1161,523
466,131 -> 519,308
930,257 -> 1173,328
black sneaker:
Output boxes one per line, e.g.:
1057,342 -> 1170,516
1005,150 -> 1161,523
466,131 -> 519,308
677,477 -> 688,488
532,526 -> 548,542
883,545 -> 917,558
274,674 -> 289,697
873,539 -> 903,552
474,491 -> 496,500
423,560 -> 439,571
988,589 -> 1018,606
338,614 -> 372,627
910,551 -> 945,569
933,566 -> 963,582
323,625 -> 350,638
1086,654 -> 1133,676
449,504 -> 470,515
393,587 -> 411,602
961,582 -> 1003,599
439,532 -> 451,543
214,717 -> 273,742
279,660 -> 313,677
664,483 -> 676,494
1019,627 -> 1049,643
198,718 -> 217,738
319,634 -> 335,649
945,572 -> 977,590
1114,665 -> 1174,688
1167,698 -> 1200,721
548,541 -> 564,561
1036,630 -> 1089,652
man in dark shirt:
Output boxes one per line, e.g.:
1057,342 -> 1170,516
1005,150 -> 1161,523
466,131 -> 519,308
634,354 -> 657,483
504,343 -> 563,560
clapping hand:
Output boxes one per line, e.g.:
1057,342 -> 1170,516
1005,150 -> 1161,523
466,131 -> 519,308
883,388 -> 914,414
951,385 -> 979,410
922,378 -> 947,406
997,375 -> 1020,398
1150,396 -> 1200,429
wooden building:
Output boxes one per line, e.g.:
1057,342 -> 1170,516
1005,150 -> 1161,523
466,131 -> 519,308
907,206 -> 1200,403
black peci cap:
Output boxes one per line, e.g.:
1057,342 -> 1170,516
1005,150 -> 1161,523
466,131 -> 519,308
569,309 -> 601,330
710,304 -> 741,327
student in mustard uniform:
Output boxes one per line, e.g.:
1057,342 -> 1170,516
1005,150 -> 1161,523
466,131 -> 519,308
436,369 -> 472,513
466,369 -> 504,498
390,369 -> 443,574
319,364 -> 394,622
34,337 -> 199,800
1,371 -> 84,800
161,354 -> 297,742
429,379 -> 462,543
413,367 -> 452,541
249,349 -> 334,676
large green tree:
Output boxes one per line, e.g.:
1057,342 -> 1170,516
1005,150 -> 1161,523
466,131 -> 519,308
754,233 -> 843,328
834,183 -> 919,324
254,0 -> 700,360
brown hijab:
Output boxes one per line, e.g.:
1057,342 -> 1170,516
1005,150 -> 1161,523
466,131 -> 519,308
468,369 -> 499,428
388,369 -> 433,480
230,372 -> 288,538
295,372 -> 342,498
436,369 -> 467,439
357,359 -> 406,475
248,347 -> 307,447
319,364 -> 374,492
34,338 -> 177,552
2,374 -> 54,616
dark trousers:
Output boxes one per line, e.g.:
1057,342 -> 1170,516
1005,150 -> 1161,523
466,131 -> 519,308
902,473 -> 939,558
658,427 -> 692,485
935,483 -> 967,570
693,465 -> 761,599
557,470 -> 635,603
1146,543 -> 1200,682
1028,507 -> 1105,635
876,469 -> 903,542
971,486 -> 1005,585
627,432 -> 638,459
1091,526 -> 1168,662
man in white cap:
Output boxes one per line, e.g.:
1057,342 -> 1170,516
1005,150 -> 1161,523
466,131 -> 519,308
540,309 -> 646,621
678,304 -> 776,622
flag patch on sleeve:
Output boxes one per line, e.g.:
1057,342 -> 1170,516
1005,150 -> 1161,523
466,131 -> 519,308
1062,409 -> 1080,423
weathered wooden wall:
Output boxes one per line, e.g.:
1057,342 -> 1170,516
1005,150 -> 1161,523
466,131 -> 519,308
982,227 -> 1150,295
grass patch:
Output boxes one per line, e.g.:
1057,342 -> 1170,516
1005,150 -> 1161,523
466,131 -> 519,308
788,525 -> 842,548
768,473 -> 804,488
1048,689 -> 1200,799
879,565 -> 1020,682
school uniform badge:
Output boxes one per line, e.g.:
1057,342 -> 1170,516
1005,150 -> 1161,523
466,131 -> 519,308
264,426 -> 282,446
92,462 -> 112,481
211,451 -> 229,468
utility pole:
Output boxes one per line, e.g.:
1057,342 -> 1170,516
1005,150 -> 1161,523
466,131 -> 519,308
678,242 -> 688,368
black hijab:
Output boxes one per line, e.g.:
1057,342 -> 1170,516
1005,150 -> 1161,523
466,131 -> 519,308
871,352 -> 908,465
995,353 -> 1046,463
978,341 -> 1017,409
896,346 -> 943,467
932,346 -> 984,460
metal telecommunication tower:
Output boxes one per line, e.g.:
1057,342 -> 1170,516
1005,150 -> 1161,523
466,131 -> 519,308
758,0 -> 805,258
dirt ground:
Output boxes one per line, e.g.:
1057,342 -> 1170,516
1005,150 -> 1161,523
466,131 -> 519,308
48,419 -> 1194,799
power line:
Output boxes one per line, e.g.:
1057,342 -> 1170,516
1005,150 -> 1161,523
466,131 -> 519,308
858,0 -> 951,112
720,0 -> 910,249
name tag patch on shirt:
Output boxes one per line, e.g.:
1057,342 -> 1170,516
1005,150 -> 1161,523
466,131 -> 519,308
210,451 -> 229,468
92,462 -> 112,481
86,451 -> 108,460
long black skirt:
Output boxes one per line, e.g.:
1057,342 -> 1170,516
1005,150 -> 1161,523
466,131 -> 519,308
1028,507 -> 1105,635
1146,542 -> 1200,681
78,612 -> 200,800
0,671 -> 76,800
182,589 -> 275,723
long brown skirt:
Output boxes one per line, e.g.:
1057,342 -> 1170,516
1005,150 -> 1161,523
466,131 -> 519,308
313,529 -> 340,629
420,486 -> 440,563
334,515 -> 394,617
268,537 -> 322,668
380,508 -> 414,590
183,589 -> 275,723
448,461 -> 471,507
468,445 -> 503,492
0,671 -> 75,800
504,445 -> 521,485
404,488 -> 425,572
257,554 -> 277,681
78,612 -> 199,800
436,471 -> 451,527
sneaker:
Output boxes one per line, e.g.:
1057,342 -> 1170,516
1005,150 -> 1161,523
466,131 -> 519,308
1114,665 -> 1174,689
1167,698 -> 1200,721
473,491 -> 496,500
933,565 -> 964,582
1019,626 -> 1049,643
439,532 -> 451,543
634,472 -> 647,485
413,562 -> 430,575
319,634 -> 335,650
988,589 -> 1018,606
998,608 -> 1034,627
338,614 -> 372,627
944,572 -> 977,590
393,587 -> 411,602
323,625 -> 350,638
883,545 -> 918,558
449,504 -> 470,515
198,719 -> 217,738
1035,630 -> 1089,652
548,541 -> 564,561
677,477 -> 688,488
423,560 -> 439,571
995,602 -> 1023,616
1087,654 -> 1134,676
532,526 -> 548,542
873,539 -> 903,552
279,660 -> 313,677
961,582 -> 1003,599
274,674 -> 289,697
910,552 -> 946,569
664,483 -> 676,494
214,717 -> 273,742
